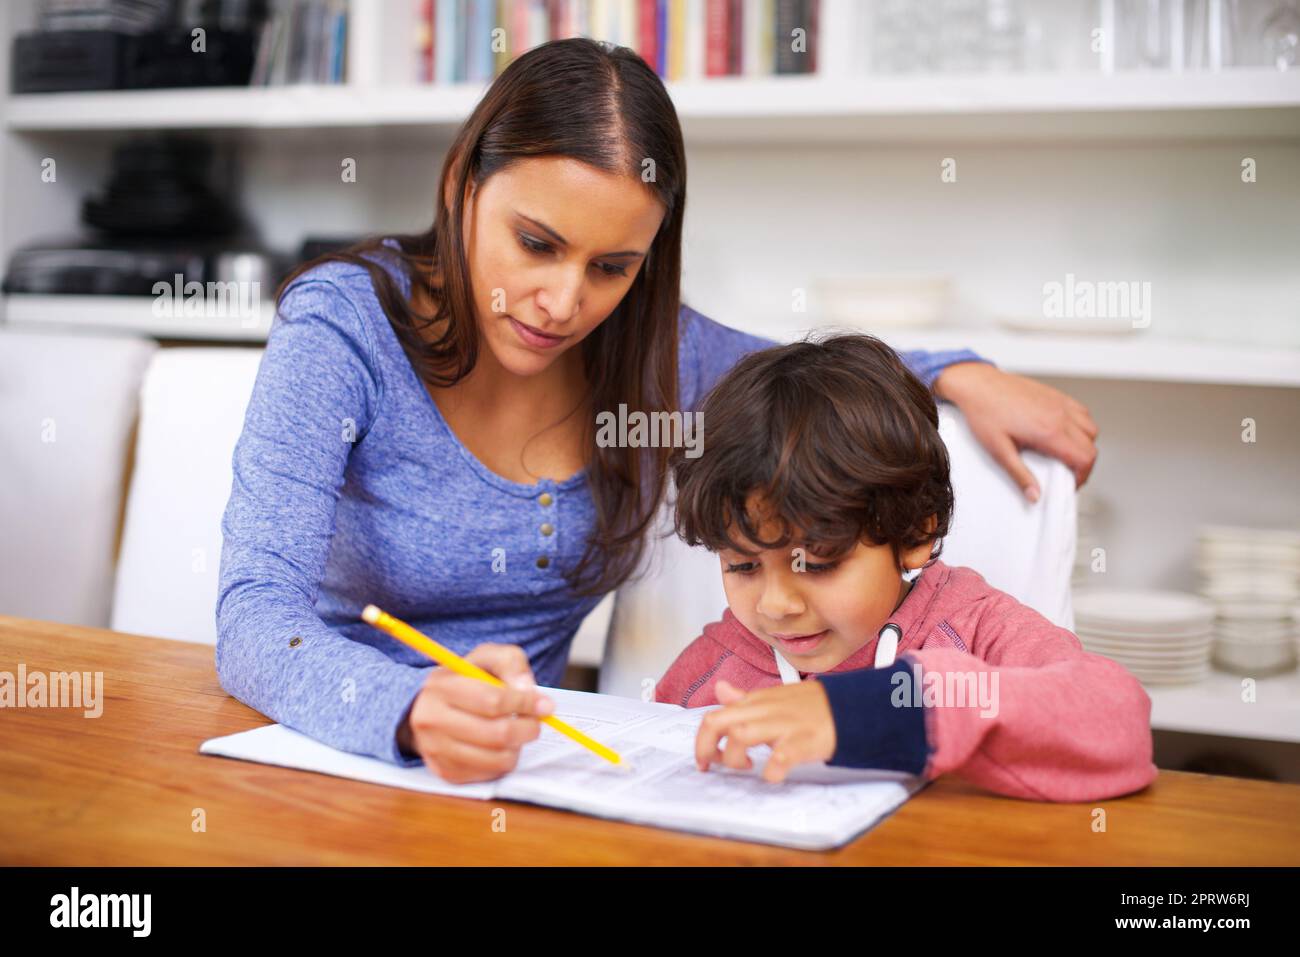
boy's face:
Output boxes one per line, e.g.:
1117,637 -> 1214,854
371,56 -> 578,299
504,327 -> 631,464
718,493 -> 933,673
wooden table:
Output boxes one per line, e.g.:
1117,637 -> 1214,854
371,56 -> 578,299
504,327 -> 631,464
3,614 -> 1299,866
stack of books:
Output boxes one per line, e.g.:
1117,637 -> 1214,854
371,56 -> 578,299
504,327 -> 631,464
37,0 -> 172,34
250,0 -> 348,86
417,0 -> 822,85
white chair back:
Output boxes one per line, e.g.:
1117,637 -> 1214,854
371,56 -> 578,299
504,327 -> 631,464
0,327 -> 156,627
110,348 -> 263,643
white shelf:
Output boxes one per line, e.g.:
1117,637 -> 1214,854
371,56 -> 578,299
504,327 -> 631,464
2,83 -> 489,132
750,321 -> 1300,388
875,329 -> 1300,388
1147,667 -> 1300,744
8,297 -> 1300,385
6,70 -> 1299,141
2,294 -> 272,341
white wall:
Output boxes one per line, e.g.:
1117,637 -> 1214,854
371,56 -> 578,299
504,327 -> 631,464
1042,376 -> 1300,593
679,140 -> 1300,347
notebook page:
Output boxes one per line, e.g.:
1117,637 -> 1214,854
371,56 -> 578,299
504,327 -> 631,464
509,686 -> 684,773
500,693 -> 926,850
199,723 -> 498,799
197,686 -> 674,798
200,687 -> 925,850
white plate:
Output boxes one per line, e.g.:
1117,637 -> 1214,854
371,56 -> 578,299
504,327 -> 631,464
1081,627 -> 1214,642
1084,651 -> 1212,668
1132,659 -> 1213,672
1136,669 -> 1211,686
996,314 -> 1140,336
1074,589 -> 1216,629
1080,629 -> 1213,646
1081,642 -> 1211,657
1082,642 -> 1211,661
1198,524 -> 1300,548
1078,622 -> 1214,640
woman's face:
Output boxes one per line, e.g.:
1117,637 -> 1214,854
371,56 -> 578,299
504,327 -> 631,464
456,155 -> 667,379
718,493 -> 934,673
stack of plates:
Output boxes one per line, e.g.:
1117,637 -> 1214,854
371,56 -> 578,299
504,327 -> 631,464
1197,525 -> 1300,676
1073,590 -> 1216,685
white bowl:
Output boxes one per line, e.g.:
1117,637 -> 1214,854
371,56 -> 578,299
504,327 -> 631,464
1212,643 -> 1297,674
1198,524 -> 1300,548
1211,598 -> 1299,620
1216,621 -> 1295,641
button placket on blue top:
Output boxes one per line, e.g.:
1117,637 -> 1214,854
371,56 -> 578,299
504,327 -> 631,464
535,481 -> 557,572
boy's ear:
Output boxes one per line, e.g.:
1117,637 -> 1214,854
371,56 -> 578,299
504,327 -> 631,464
900,514 -> 939,571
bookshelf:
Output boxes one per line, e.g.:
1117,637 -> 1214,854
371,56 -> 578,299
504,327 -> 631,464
7,70 -> 1299,142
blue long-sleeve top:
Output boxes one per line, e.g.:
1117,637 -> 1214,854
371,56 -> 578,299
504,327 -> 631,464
214,238 -> 986,767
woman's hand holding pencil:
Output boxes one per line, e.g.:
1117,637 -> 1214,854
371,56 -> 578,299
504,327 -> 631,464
367,604 -> 630,783
393,640 -> 554,784
357,605 -> 557,787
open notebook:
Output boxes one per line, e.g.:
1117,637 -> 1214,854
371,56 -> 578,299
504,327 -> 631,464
200,687 -> 926,851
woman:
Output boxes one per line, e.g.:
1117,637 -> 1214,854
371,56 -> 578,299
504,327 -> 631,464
215,38 -> 1097,785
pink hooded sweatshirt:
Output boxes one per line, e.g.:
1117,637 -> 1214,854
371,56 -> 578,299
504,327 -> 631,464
655,559 -> 1159,803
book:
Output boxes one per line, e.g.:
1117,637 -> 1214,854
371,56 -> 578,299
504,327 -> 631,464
435,0 -> 458,84
727,0 -> 742,73
775,0 -> 802,74
252,0 -> 347,86
638,0 -> 658,73
419,0 -> 434,83
705,0 -> 728,76
200,686 -> 925,851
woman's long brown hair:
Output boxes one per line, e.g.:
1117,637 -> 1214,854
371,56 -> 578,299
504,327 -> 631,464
273,38 -> 686,597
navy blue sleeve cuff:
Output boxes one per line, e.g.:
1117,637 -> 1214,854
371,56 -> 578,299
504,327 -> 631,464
819,658 -> 931,775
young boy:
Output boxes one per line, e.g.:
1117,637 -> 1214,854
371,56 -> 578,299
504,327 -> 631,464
655,334 -> 1157,802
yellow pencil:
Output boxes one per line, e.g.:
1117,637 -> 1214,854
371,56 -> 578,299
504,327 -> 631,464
361,604 -> 629,769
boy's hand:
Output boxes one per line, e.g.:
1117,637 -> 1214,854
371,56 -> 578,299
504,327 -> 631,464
695,679 -> 837,784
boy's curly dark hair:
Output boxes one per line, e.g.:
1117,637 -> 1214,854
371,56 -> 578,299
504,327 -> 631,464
671,333 -> 953,569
